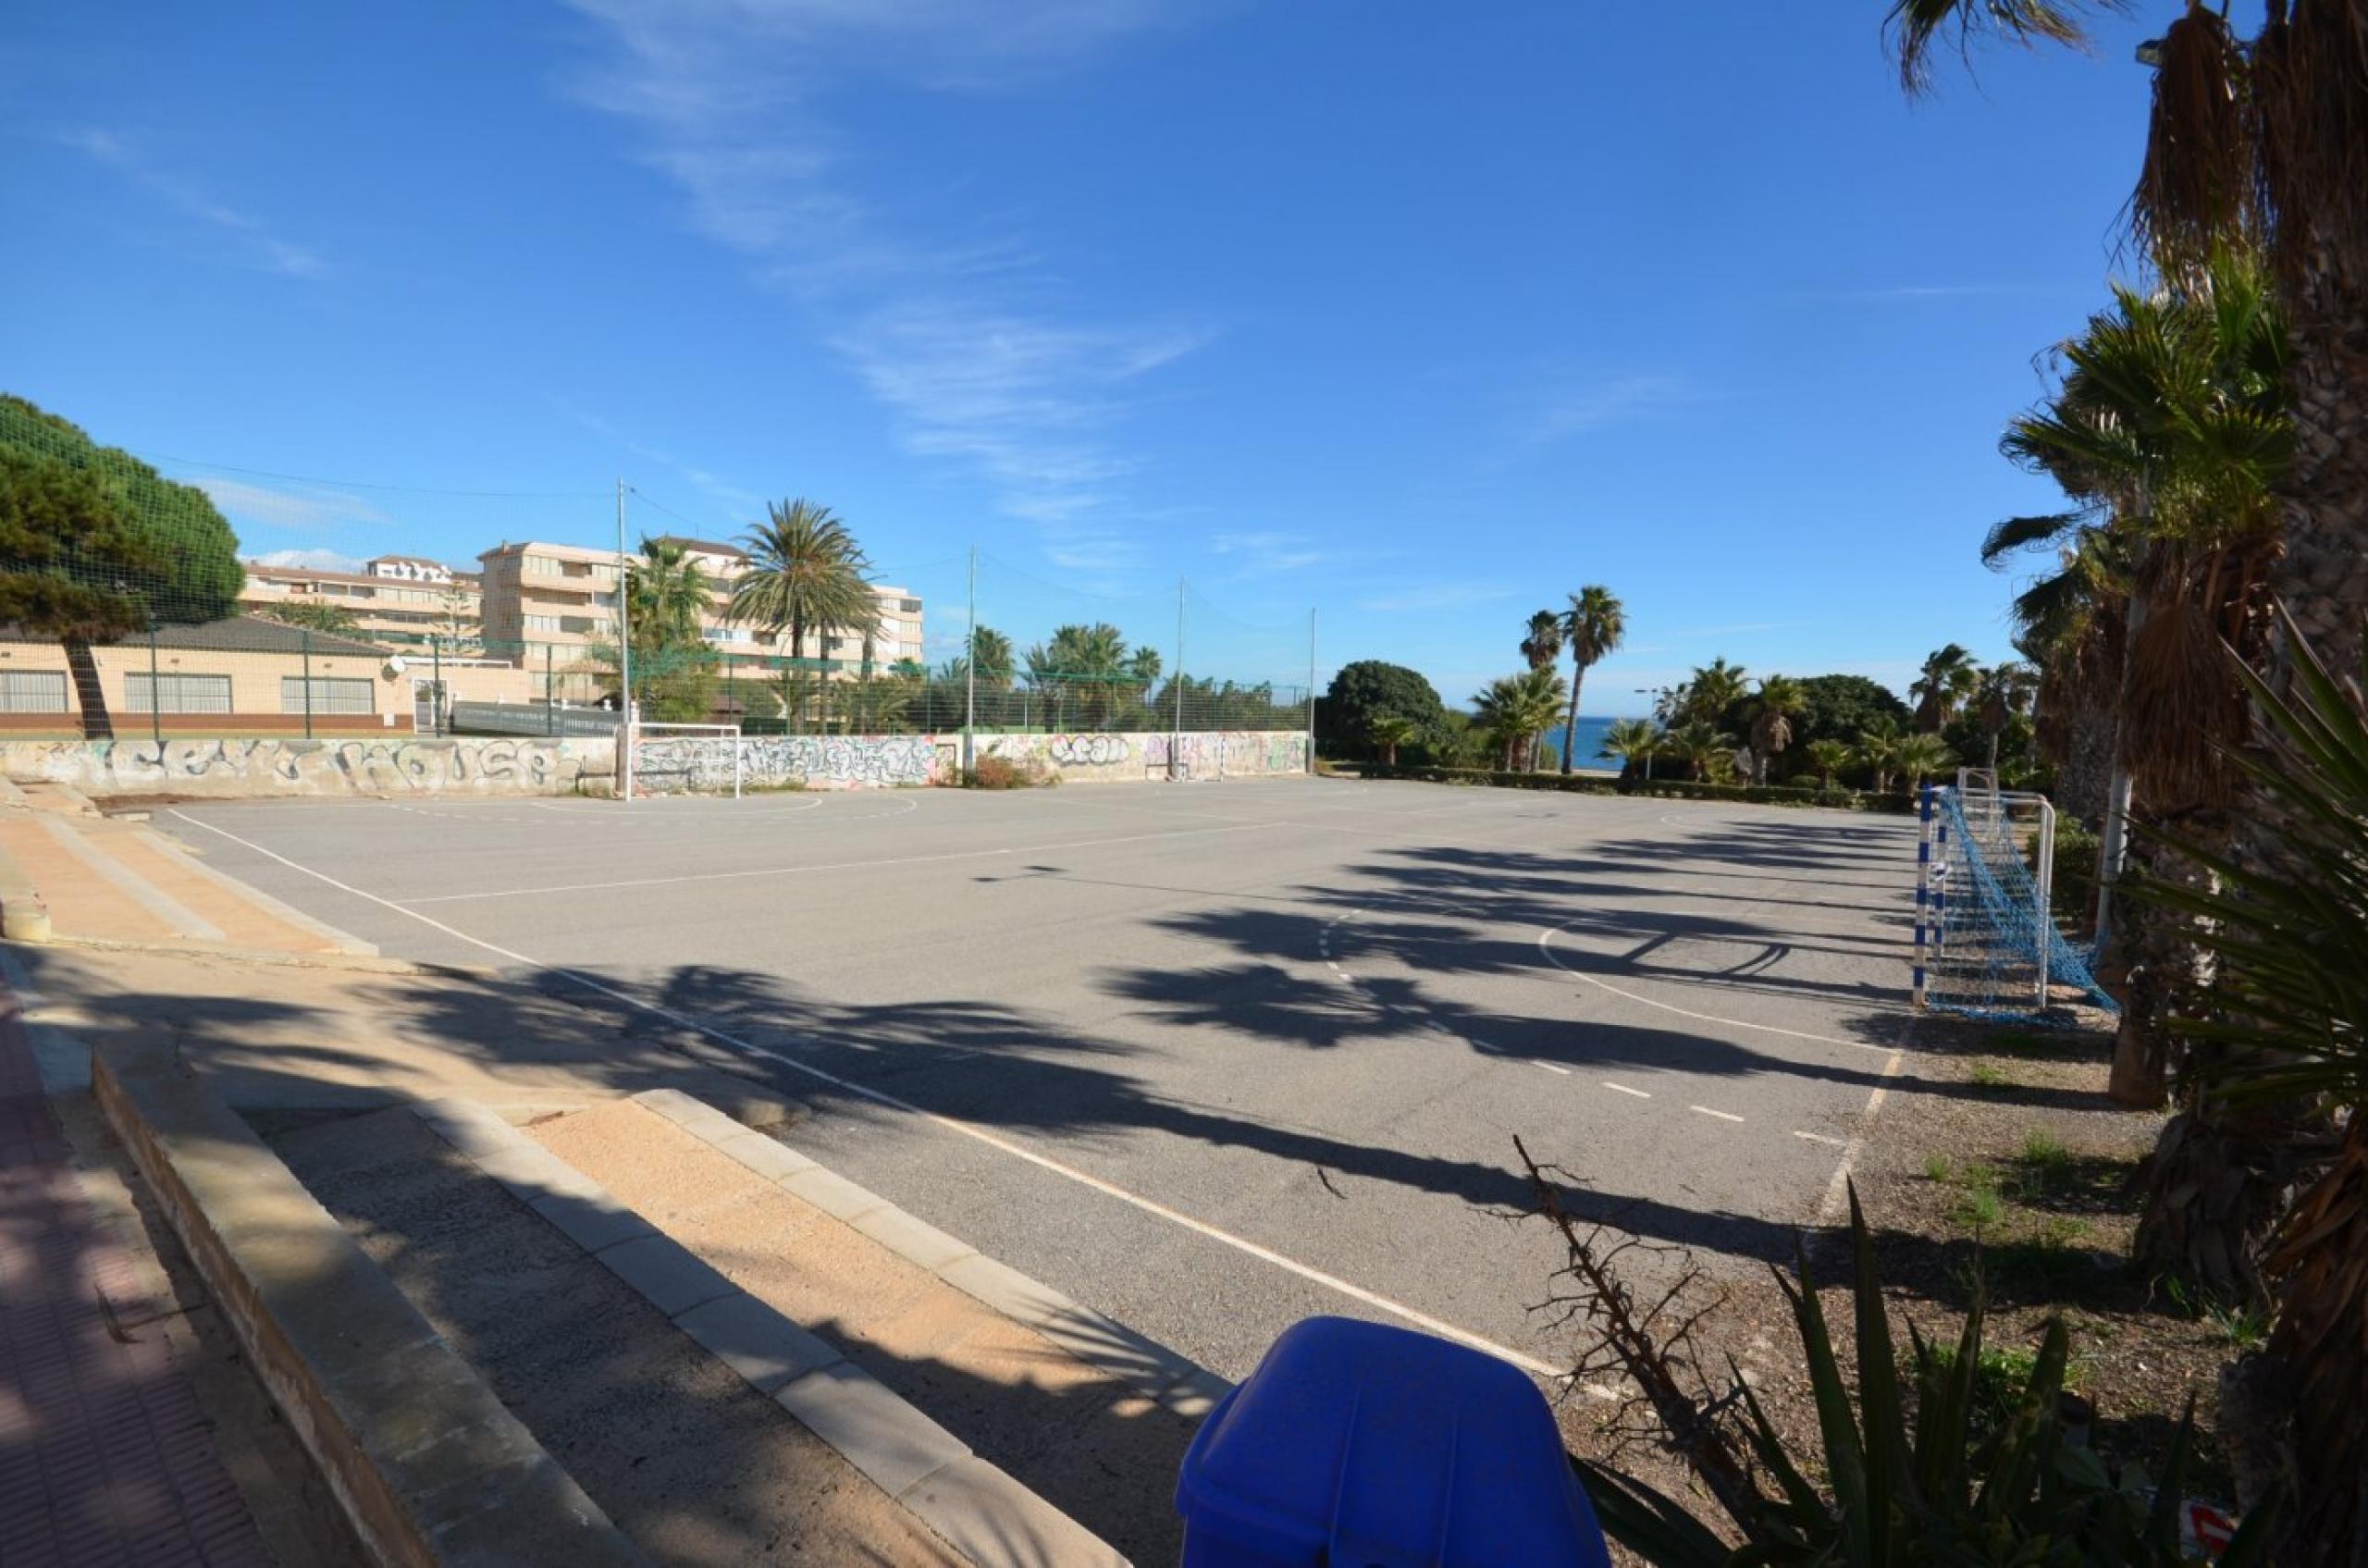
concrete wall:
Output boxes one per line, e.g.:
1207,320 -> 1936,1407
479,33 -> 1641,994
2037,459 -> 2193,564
0,735 -> 614,799
630,729 -> 1309,794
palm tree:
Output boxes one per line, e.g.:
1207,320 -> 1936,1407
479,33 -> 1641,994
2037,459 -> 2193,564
1745,674 -> 1807,785
1366,712 -> 1417,767
1909,643 -> 1979,730
1557,586 -> 1626,774
627,537 -> 711,648
1895,730 -> 1955,796
729,500 -> 874,732
1856,717 -> 1907,796
1805,737 -> 1853,791
1680,658 -> 1747,725
968,625 -> 1016,690
1520,611 -> 1563,673
1888,4 -> 2368,694
2132,611 -> 2368,1564
1474,670 -> 1566,772
1662,719 -> 1733,783
1973,661 -> 2040,771
1597,717 -> 1662,779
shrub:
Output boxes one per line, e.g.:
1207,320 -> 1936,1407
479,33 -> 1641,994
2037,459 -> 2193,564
962,754 -> 1054,789
1355,764 -> 1915,814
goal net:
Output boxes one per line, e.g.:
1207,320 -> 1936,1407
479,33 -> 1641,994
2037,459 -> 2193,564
1913,772 -> 2113,1020
626,721 -> 743,798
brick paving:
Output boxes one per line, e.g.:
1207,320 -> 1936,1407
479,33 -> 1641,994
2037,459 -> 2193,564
0,985 -> 272,1567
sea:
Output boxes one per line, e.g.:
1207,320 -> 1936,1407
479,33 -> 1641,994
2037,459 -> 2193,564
1537,717 -> 1622,773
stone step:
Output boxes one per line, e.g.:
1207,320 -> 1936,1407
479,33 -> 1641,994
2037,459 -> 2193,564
274,1103 -> 987,1568
523,1090 -> 1223,1565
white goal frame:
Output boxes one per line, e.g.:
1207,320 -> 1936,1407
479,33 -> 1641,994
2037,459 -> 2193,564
627,721 -> 744,799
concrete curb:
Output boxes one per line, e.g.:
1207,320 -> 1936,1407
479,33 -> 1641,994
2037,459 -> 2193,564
0,835 -> 53,943
91,1044 -> 649,1568
634,1087 -> 1234,1423
417,1098 -> 1128,1568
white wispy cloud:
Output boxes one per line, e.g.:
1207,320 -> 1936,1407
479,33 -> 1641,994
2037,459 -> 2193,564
1211,530 -> 1327,575
187,477 -> 389,531
250,548 -> 368,573
557,401 -> 768,520
556,1 -> 1207,566
1520,375 -> 1696,447
1357,584 -> 1515,613
60,128 -> 325,278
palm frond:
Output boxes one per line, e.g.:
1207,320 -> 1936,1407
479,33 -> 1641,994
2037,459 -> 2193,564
1885,0 -> 2118,95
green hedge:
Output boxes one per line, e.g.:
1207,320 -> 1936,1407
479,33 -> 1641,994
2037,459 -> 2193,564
1358,764 -> 1916,814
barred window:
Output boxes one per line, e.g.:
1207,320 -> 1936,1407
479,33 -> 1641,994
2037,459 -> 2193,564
126,673 -> 232,714
0,670 -> 68,713
281,676 -> 375,715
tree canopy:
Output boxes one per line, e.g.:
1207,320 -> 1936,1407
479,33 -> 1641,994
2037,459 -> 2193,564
1316,660 -> 1449,759
0,394 -> 243,638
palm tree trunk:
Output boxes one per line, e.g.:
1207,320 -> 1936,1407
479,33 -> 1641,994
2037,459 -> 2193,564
62,636 -> 112,741
1560,663 -> 1585,774
2259,1118 -> 2368,1562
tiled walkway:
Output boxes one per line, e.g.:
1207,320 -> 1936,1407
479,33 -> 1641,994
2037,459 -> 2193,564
0,986 -> 271,1567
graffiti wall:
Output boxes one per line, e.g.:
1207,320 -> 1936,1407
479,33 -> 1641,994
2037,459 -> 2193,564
635,734 -> 943,794
624,729 -> 1308,794
0,736 -> 612,799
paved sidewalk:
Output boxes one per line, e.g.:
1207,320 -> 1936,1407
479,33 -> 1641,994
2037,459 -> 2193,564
0,985 -> 272,1568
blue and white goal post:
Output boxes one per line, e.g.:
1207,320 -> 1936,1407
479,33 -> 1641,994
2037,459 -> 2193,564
1913,770 -> 2111,1020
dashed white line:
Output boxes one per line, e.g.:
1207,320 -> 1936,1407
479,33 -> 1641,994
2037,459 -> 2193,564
1535,924 -> 1906,1055
1600,1080 -> 1651,1099
1690,1105 -> 1745,1124
1531,1060 -> 1572,1076
1793,1130 -> 1848,1147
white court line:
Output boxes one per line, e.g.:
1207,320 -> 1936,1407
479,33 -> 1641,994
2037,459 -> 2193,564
1531,1060 -> 1572,1076
166,809 -> 1567,1381
398,819 -> 1286,906
1689,1105 -> 1745,1124
1535,925 -> 1903,1056
1600,1080 -> 1651,1099
1793,1130 -> 1848,1147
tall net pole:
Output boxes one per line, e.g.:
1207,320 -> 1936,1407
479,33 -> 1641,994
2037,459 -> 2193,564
1170,577 -> 1185,778
1305,606 -> 1317,769
616,476 -> 634,805
965,545 -> 978,771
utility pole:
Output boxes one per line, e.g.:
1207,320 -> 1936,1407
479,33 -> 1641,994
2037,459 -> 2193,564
616,477 -> 634,805
1304,606 -> 1317,772
965,545 -> 978,772
1171,577 -> 1185,779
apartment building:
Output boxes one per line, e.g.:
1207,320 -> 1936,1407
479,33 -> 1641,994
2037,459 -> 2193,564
477,537 -> 923,689
238,554 -> 481,649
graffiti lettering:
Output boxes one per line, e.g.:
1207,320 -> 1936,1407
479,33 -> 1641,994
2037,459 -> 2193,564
1047,734 -> 1129,768
0,737 -> 595,799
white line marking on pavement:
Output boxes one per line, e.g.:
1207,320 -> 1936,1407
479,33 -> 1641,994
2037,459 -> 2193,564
1535,925 -> 1902,1056
1600,1080 -> 1651,1099
1793,1130 -> 1848,1147
1689,1105 -> 1745,1124
166,809 -> 1569,1381
397,820 -> 1285,905
1531,1060 -> 1571,1076
1810,1049 -> 1906,1232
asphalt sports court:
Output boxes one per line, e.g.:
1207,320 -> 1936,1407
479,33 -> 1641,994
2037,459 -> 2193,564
159,776 -> 1918,1382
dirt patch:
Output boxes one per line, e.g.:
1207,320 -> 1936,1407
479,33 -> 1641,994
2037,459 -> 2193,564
1541,1012 -> 2245,1549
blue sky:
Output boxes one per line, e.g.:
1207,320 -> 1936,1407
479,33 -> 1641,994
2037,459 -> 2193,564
3,3 -> 2175,713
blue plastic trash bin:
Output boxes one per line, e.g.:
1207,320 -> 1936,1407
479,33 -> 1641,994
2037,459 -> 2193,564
1174,1315 -> 1612,1567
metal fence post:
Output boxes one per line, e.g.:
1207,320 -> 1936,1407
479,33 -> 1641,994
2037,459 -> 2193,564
147,621 -> 162,749
546,645 -> 556,735
302,629 -> 314,739
430,635 -> 443,737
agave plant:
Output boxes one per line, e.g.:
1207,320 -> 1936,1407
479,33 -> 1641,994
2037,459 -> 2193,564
2133,607 -> 2368,1561
1574,1186 -> 2279,1566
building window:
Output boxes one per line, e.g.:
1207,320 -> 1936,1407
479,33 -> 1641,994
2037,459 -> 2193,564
896,598 -> 921,613
0,670 -> 68,713
126,673 -> 232,714
281,676 -> 375,715
524,615 -> 562,633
